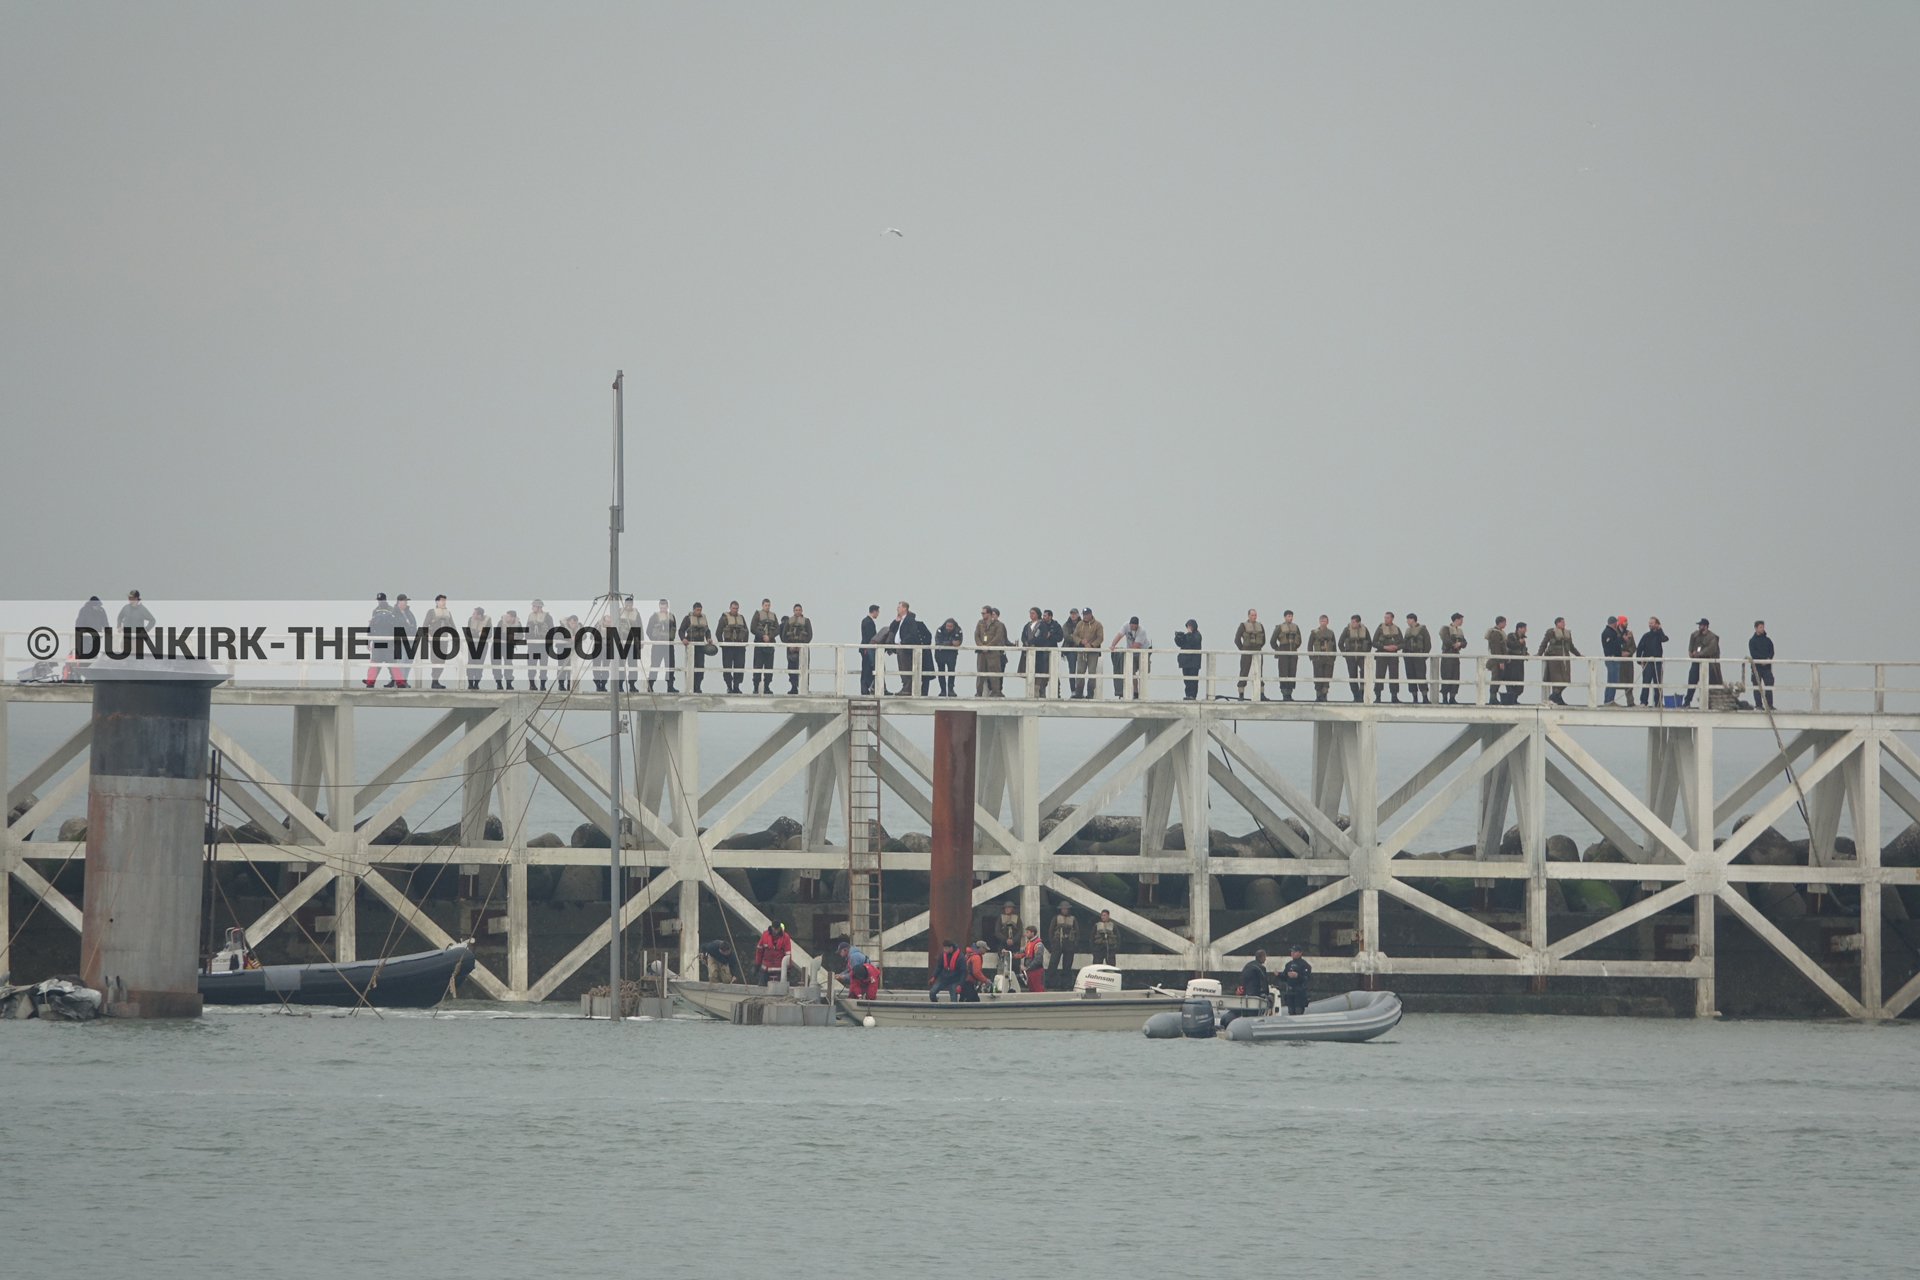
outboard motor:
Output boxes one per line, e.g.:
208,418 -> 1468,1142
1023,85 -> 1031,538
1179,997 -> 1216,1038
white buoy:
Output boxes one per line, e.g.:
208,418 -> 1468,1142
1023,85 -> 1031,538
862,1016 -> 876,1028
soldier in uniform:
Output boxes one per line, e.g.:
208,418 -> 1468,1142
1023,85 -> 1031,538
750,598 -> 780,694
1438,613 -> 1467,705
1270,610 -> 1302,700
994,900 -> 1022,952
715,601 -> 750,693
1090,909 -> 1119,966
1308,615 -> 1337,701
780,604 -> 813,694
1538,616 -> 1581,705
647,600 -> 677,692
1402,612 -> 1432,704
496,609 -> 520,689
1371,611 -> 1403,703
678,603 -> 711,692
1505,622 -> 1531,704
617,596 -> 643,692
1685,619 -> 1722,707
1047,902 -> 1079,988
974,605 -> 1008,696
1339,614 -> 1372,702
1234,608 -> 1267,700
1483,617 -> 1508,706
558,614 -> 582,690
1076,607 -> 1104,698
423,595 -> 455,689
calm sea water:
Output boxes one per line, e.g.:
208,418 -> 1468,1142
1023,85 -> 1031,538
2,1009 -> 1913,1279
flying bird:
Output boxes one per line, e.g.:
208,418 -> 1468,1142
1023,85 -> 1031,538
884,228 -> 904,236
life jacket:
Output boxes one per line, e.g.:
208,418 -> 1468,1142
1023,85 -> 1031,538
1021,936 -> 1042,966
964,948 -> 986,983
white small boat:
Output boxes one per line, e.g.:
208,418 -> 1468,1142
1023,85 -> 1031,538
841,968 -> 1263,1031
1221,990 -> 1402,1043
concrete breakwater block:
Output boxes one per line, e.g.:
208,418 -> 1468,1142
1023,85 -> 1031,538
580,994 -> 671,1018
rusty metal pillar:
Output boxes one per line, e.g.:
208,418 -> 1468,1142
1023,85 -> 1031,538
928,709 -> 977,978
81,665 -> 222,1018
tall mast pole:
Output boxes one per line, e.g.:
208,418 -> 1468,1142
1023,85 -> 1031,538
608,370 -> 626,1017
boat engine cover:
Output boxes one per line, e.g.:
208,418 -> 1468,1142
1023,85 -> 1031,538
1179,997 -> 1216,1038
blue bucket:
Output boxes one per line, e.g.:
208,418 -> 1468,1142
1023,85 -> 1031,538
1664,695 -> 1681,708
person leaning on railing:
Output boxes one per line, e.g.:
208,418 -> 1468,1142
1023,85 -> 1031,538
1110,616 -> 1150,698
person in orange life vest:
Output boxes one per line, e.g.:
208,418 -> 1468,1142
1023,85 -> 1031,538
1019,926 -> 1046,993
958,940 -> 991,1002
838,940 -> 879,1000
929,941 -> 965,1002
754,922 -> 793,985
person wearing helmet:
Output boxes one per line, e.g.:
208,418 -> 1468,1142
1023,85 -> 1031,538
753,921 -> 793,986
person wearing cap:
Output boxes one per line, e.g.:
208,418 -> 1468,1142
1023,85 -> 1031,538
116,589 -> 156,634
1308,614 -> 1337,701
1074,607 -> 1104,699
1175,618 -> 1204,700
1749,621 -> 1775,710
839,939 -> 878,1000
526,599 -> 554,691
1684,619 -> 1722,707
1438,613 -> 1467,705
679,603 -> 712,692
1110,616 -> 1150,699
1637,617 -> 1668,706
647,600 -> 678,692
700,936 -> 740,982
973,605 -> 1008,696
780,603 -> 813,694
1402,612 -> 1432,704
753,920 -> 793,986
1270,610 -> 1302,701
364,593 -> 400,688
1234,608 -> 1266,700
1538,616 -> 1581,706
1280,945 -> 1313,1015
929,939 -> 965,1002
749,597 -> 780,694
1611,616 -> 1636,706
1600,616 -> 1625,705
960,940 -> 989,1001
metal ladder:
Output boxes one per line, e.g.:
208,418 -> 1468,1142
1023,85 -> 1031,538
845,698 -> 883,972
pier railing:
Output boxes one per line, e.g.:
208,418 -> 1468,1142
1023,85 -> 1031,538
8,632 -> 1918,715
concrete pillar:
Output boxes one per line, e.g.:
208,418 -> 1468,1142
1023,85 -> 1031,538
80,672 -> 222,1018
929,710 -> 977,970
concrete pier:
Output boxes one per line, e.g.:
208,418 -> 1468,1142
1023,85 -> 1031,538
80,669 -> 220,1018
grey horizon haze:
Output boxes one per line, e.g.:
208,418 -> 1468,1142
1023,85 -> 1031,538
3,4 -> 1916,658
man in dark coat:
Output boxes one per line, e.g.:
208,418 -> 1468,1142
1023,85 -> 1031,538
859,605 -> 881,695
1175,619 -> 1203,699
1749,621 -> 1775,710
1637,617 -> 1668,706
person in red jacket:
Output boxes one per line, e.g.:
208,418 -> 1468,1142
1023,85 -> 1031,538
1019,926 -> 1045,993
754,922 -> 793,985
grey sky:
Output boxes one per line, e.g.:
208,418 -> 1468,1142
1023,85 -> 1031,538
4,3 -> 1915,657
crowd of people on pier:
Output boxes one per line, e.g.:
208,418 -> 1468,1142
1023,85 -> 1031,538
65,591 -> 1781,711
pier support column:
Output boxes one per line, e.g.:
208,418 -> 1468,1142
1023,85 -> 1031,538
1855,734 -> 1882,1016
929,710 -> 977,969
668,711 -> 701,978
1691,725 -> 1716,1017
81,671 -> 222,1017
331,702 -> 356,963
1180,721 -> 1210,972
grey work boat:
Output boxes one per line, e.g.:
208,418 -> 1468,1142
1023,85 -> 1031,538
1222,989 -> 1403,1043
841,986 -> 1264,1031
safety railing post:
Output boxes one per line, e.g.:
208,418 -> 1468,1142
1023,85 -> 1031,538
1875,664 -> 1886,714
1810,663 -> 1821,713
